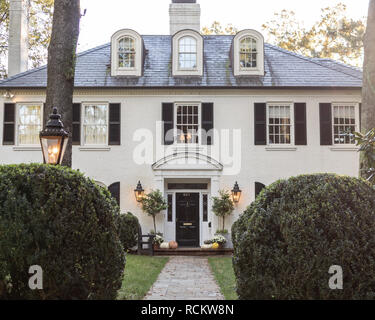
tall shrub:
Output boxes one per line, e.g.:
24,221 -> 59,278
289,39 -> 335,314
0,164 -> 125,300
232,174 -> 375,300
117,212 -> 140,251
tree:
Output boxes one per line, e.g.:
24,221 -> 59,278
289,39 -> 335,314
360,0 -> 375,178
44,0 -> 81,167
141,190 -> 167,234
354,129 -> 375,183
211,190 -> 234,232
202,21 -> 237,35
262,3 -> 366,67
0,0 -> 54,79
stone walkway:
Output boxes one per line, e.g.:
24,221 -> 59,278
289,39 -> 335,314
144,256 -> 224,300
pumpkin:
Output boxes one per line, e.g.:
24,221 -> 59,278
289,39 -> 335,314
169,241 -> 178,249
212,242 -> 220,249
160,242 -> 169,249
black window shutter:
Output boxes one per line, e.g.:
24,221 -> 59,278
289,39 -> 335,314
319,103 -> 332,145
72,103 -> 81,145
254,103 -> 267,145
359,103 -> 362,132
3,103 -> 15,145
255,182 -> 266,197
109,103 -> 121,145
162,103 -> 174,145
202,102 -> 214,145
294,103 -> 307,145
108,182 -> 120,206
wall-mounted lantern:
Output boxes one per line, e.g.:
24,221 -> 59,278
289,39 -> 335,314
231,181 -> 242,203
134,181 -> 145,202
39,107 -> 69,165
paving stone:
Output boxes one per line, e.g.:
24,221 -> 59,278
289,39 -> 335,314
144,256 -> 224,300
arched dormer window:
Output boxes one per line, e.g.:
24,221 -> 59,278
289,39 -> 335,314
172,30 -> 203,77
178,36 -> 197,70
233,30 -> 264,76
111,29 -> 143,77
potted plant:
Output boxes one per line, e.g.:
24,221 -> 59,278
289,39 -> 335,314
152,233 -> 164,250
211,190 -> 234,247
211,234 -> 227,248
141,189 -> 168,235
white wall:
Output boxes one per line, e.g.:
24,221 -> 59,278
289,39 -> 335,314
0,88 -> 361,240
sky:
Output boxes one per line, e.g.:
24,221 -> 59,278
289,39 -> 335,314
77,0 -> 369,52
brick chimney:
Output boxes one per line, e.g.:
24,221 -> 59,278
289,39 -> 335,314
169,0 -> 201,35
8,0 -> 28,77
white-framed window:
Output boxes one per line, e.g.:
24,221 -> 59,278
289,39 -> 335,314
267,103 -> 293,145
233,29 -> 264,76
332,104 -> 357,145
111,29 -> 143,77
17,103 -> 43,145
178,36 -> 197,70
82,103 -> 109,145
172,30 -> 203,77
118,36 -> 136,68
239,37 -> 257,69
175,103 -> 200,144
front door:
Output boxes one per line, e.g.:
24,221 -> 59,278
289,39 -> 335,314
176,193 -> 200,247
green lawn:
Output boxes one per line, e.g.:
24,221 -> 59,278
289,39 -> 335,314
208,256 -> 238,300
117,254 -> 169,300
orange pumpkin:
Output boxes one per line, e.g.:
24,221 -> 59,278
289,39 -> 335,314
169,241 -> 178,249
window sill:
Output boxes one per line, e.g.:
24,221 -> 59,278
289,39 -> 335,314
78,146 -> 111,152
13,146 -> 41,151
329,146 -> 359,152
172,145 -> 204,152
265,146 -> 297,151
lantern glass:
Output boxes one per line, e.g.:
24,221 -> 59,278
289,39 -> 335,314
232,191 -> 241,203
40,136 -> 67,165
134,190 -> 144,202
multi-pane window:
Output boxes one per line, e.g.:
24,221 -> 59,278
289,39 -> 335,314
18,104 -> 42,145
178,36 -> 197,70
268,104 -> 292,144
240,37 -> 257,68
176,104 -> 199,144
83,104 -> 108,145
118,37 -> 135,68
333,105 -> 356,144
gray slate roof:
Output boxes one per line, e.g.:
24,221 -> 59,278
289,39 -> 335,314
0,35 -> 362,88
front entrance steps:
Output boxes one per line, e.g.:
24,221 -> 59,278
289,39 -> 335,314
154,247 -> 233,256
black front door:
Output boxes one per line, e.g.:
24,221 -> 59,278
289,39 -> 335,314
176,193 -> 199,247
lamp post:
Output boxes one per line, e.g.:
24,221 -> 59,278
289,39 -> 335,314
134,181 -> 145,202
231,181 -> 242,203
39,107 -> 69,165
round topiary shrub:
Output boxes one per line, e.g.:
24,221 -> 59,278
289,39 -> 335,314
0,163 -> 125,300
117,212 -> 140,251
232,173 -> 375,300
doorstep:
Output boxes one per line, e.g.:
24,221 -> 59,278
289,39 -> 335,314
153,247 -> 233,256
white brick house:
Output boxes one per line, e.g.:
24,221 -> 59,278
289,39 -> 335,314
0,0 -> 362,247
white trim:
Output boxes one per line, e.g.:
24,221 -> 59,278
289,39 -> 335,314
13,146 -> 41,151
111,29 -> 143,77
172,30 -> 203,77
266,102 -> 294,146
78,147 -> 111,152
233,29 -> 265,76
265,147 -> 297,151
331,102 -> 359,146
81,102 -> 109,147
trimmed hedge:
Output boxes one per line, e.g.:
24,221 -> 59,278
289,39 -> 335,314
232,173 -> 375,300
117,212 -> 140,251
0,164 -> 125,300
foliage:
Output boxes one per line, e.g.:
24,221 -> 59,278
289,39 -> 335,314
152,234 -> 164,246
208,257 -> 238,300
141,190 -> 167,234
262,3 -> 366,67
202,21 -> 237,35
354,129 -> 375,183
116,212 -> 140,251
205,234 -> 226,245
215,229 -> 228,234
232,173 -> 375,300
0,0 -> 54,78
117,255 -> 169,300
211,190 -> 234,231
0,163 -> 125,299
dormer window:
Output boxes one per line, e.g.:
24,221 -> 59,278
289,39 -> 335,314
118,36 -> 136,68
179,36 -> 197,70
172,30 -> 203,77
111,29 -> 143,77
233,29 -> 264,76
240,37 -> 257,69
